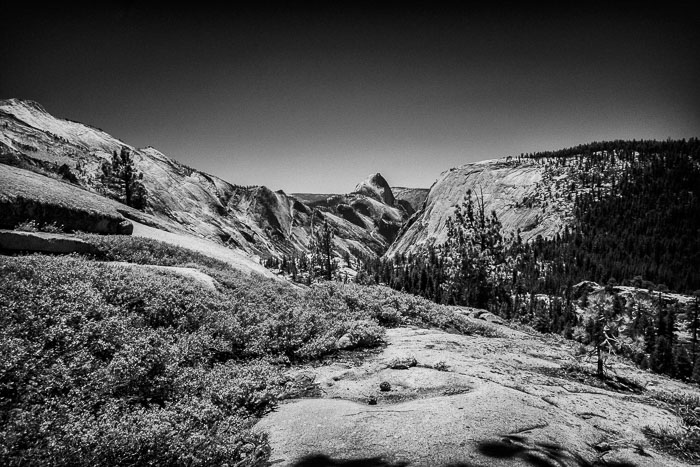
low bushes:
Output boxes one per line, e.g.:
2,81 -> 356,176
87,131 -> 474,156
0,235 -> 501,465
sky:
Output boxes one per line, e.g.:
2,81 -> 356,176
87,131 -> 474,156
2,2 -> 699,193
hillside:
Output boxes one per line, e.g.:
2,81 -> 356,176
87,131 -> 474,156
388,141 -> 700,293
293,186 -> 427,215
392,186 -> 430,215
0,98 -> 411,268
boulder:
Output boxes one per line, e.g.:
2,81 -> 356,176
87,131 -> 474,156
0,230 -> 100,255
336,334 -> 353,350
479,312 -> 505,325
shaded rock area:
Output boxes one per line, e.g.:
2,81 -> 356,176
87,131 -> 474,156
337,204 -> 366,229
256,325 -> 697,467
0,163 -> 133,234
391,187 -> 430,214
0,229 -> 100,255
0,197 -> 133,234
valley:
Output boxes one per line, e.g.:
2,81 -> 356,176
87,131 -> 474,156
1,99 -> 699,466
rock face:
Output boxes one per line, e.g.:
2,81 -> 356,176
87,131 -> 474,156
387,159 -> 573,258
391,186 -> 430,215
354,173 -> 395,206
257,325 -> 697,466
0,230 -> 100,255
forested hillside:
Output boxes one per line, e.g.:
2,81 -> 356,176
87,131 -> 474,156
361,139 -> 700,380
519,139 -> 700,294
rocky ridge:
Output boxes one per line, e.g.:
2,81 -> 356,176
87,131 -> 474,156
0,99 -> 411,268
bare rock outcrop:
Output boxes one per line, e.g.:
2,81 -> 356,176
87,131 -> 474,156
391,186 -> 430,214
387,159 -> 572,257
257,325 -> 697,466
0,229 -> 100,255
354,173 -> 395,206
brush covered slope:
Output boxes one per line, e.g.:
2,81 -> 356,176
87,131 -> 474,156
3,235 -> 699,467
0,232 -> 517,466
0,98 -> 413,265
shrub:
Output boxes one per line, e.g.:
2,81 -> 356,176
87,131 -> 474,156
642,391 -> 700,463
14,219 -> 64,233
0,255 -> 282,466
14,219 -> 39,231
344,319 -> 385,348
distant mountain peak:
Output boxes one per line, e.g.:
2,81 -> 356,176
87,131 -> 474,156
354,172 -> 395,206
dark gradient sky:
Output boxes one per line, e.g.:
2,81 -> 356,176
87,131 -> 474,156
2,2 -> 699,193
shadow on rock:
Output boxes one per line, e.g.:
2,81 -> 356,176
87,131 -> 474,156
477,435 -> 637,467
291,440 -> 640,467
291,454 -> 409,467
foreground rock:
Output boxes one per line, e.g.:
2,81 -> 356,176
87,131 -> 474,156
0,229 -> 100,255
256,325 -> 697,466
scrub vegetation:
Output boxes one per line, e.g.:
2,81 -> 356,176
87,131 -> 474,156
0,235 -> 497,466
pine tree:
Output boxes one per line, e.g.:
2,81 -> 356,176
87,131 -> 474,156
674,346 -> 693,380
102,147 -> 147,209
652,302 -> 676,376
309,216 -> 335,281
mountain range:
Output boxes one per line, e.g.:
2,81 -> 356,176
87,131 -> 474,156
0,98 -> 427,268
2,98 -> 699,295
0,98 -> 579,274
